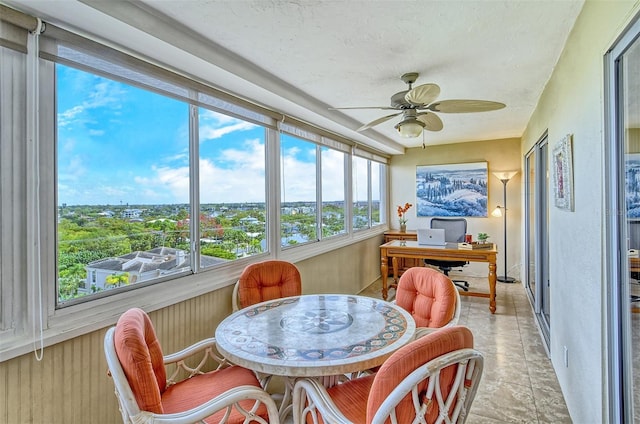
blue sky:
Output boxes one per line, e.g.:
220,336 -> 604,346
56,64 -> 357,206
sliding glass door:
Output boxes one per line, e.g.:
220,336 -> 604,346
605,13 -> 640,423
525,134 -> 550,347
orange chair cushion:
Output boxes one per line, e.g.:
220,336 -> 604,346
367,326 -> 474,423
319,374 -> 375,423
395,267 -> 457,328
162,365 -> 270,423
238,260 -> 301,308
114,308 -> 167,414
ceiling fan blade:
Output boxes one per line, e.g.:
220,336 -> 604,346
426,99 -> 506,113
405,83 -> 440,106
329,106 -> 398,110
416,112 -> 444,132
357,112 -> 402,131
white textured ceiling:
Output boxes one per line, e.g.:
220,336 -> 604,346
6,0 -> 585,155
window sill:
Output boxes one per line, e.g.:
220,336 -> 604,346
0,227 -> 387,362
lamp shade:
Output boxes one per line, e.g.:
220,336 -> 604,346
491,206 -> 503,217
492,171 -> 518,181
395,119 -> 424,138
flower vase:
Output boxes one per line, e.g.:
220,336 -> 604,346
400,223 -> 406,233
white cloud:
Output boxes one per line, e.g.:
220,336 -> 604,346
58,105 -> 85,128
199,110 -> 258,141
321,148 -> 346,202
281,144 -> 317,201
58,155 -> 87,183
199,139 -> 266,202
58,78 -> 126,128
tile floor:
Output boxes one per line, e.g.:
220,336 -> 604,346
360,271 -> 572,423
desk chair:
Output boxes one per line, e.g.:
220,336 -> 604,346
424,217 -> 470,291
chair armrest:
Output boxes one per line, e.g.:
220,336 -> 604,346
292,378 -> 354,424
132,385 -> 279,424
231,280 -> 241,312
163,337 -> 219,363
414,324 -> 457,339
163,338 -> 232,385
414,327 -> 436,339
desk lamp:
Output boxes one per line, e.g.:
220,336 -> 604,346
492,171 -> 519,283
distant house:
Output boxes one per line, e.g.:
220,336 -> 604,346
239,217 -> 259,226
84,247 -> 225,292
121,208 -> 143,219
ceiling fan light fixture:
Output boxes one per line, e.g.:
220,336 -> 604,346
395,119 -> 425,138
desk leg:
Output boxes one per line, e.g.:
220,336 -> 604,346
381,255 -> 389,301
488,260 -> 497,314
392,257 -> 399,285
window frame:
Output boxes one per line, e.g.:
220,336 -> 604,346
0,20 -> 389,362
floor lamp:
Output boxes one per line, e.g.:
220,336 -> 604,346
491,171 -> 518,283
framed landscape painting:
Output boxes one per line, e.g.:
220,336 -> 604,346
626,153 -> 640,217
416,161 -> 488,217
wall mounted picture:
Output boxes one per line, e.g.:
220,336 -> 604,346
552,134 -> 574,211
626,153 -> 640,217
416,161 -> 488,217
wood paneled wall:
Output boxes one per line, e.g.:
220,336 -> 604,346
0,236 -> 383,423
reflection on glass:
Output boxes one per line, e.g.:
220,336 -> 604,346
56,64 -> 190,304
352,156 -> 369,230
526,152 -> 537,300
280,134 -> 317,247
321,147 -> 346,237
198,108 -> 266,266
622,33 -> 640,422
371,162 -> 383,225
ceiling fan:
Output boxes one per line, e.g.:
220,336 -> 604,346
332,72 -> 506,138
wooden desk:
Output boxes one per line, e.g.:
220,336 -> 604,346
380,240 -> 498,314
383,230 -> 423,273
630,256 -> 640,273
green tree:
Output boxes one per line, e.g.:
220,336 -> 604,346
105,272 -> 130,288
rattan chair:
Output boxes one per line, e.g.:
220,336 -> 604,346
232,260 -> 301,311
104,308 -> 279,424
291,326 -> 483,424
396,266 -> 461,339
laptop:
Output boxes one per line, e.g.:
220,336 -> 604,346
416,228 -> 446,246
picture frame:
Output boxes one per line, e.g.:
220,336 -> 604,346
415,161 -> 488,217
625,153 -> 640,217
552,134 -> 574,211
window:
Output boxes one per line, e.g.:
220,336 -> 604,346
0,12 -> 389,359
352,156 -> 370,230
280,133 -> 317,247
371,161 -> 384,226
198,108 -> 267,264
56,64 -> 191,303
321,146 -> 347,238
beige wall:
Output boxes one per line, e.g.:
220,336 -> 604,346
390,137 -> 522,279
0,238 -> 382,424
521,1 -> 639,422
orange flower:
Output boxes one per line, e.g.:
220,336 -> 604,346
397,203 -> 412,224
